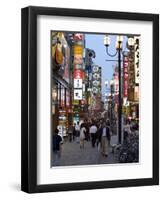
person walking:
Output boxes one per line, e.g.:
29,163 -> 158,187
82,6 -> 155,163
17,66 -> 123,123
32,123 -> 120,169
79,124 -> 86,148
68,124 -> 74,142
96,122 -> 102,148
73,123 -> 76,142
75,121 -> 80,143
89,123 -> 97,147
83,120 -> 90,141
99,122 -> 111,157
52,128 -> 63,166
123,119 -> 131,134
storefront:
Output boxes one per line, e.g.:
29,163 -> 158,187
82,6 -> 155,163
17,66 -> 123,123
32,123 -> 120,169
51,31 -> 73,138
127,86 -> 139,121
52,78 -> 73,137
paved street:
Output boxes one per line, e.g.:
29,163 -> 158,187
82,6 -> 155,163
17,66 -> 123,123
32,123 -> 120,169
52,135 -> 119,167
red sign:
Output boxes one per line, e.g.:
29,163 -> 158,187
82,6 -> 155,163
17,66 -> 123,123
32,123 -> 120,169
123,56 -> 129,97
73,33 -> 83,41
74,69 -> 84,79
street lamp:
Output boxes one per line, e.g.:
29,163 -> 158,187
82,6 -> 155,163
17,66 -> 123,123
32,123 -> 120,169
104,35 -> 123,144
127,37 -> 135,50
110,79 -> 114,131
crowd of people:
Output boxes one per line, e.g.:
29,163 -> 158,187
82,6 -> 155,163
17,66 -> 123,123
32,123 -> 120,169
73,120 -> 111,157
66,118 -> 112,156
52,117 -> 139,166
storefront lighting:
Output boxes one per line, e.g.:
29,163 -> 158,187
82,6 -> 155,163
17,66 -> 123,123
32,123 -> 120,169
52,89 -> 57,100
63,43 -> 67,48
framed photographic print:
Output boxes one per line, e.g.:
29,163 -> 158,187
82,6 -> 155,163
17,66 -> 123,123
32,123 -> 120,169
21,6 -> 159,193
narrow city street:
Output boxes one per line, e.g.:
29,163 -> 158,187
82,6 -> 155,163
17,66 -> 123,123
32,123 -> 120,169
51,32 -> 140,166
53,135 -> 119,166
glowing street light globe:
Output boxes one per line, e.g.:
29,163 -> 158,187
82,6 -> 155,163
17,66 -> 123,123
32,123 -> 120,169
128,37 -> 135,48
104,35 -> 111,46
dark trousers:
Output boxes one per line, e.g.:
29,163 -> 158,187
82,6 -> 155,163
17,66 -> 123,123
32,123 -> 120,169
91,133 -> 96,147
69,133 -> 72,142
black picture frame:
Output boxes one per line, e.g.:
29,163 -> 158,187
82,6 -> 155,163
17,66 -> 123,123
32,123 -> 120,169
21,6 -> 159,193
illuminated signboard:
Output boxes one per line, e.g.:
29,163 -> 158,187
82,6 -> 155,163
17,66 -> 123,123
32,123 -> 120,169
74,89 -> 83,100
74,79 -> 83,88
123,55 -> 129,97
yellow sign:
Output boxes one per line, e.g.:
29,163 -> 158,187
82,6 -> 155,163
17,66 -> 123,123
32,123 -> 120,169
72,100 -> 79,105
73,45 -> 83,55
122,106 -> 130,115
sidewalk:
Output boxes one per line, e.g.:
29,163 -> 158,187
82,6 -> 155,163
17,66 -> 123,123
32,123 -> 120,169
110,134 -> 118,145
52,135 -> 119,167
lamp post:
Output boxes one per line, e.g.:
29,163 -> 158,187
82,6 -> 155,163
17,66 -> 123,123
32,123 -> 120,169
104,35 -> 136,144
104,35 -> 123,144
110,79 -> 114,132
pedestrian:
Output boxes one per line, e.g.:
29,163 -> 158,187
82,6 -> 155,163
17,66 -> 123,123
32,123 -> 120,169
87,121 -> 91,141
96,123 -> 102,147
52,128 -> 63,166
123,130 -> 129,144
84,120 -> 89,141
68,124 -> 74,142
99,122 -> 111,157
123,119 -> 131,135
72,123 -> 76,142
79,124 -> 86,148
89,123 -> 97,147
75,121 -> 80,143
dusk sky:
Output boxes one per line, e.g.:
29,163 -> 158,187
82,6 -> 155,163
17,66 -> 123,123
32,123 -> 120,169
85,34 -> 128,98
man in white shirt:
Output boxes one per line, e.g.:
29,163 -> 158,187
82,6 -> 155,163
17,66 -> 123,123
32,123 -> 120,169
89,124 -> 97,147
